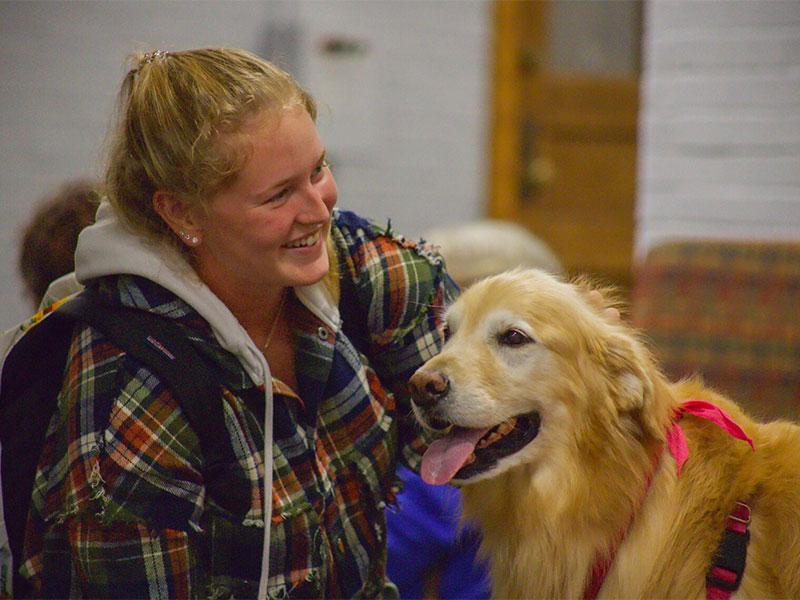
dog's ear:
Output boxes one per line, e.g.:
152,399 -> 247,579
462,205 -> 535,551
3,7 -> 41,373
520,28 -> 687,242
572,276 -> 624,324
574,276 -> 669,438
603,331 -> 665,439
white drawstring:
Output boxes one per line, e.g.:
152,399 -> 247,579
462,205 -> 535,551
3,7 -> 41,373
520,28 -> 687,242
257,370 -> 274,599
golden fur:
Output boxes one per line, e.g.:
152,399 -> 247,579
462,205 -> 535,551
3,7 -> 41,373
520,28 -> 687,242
411,269 -> 800,599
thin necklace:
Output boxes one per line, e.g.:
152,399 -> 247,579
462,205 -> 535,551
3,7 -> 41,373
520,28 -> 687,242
263,290 -> 288,351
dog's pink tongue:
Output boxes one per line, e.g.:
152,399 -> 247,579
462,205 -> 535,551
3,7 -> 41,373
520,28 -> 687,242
421,427 -> 489,485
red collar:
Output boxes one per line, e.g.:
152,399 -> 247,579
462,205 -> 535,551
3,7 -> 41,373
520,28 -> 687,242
583,399 -> 755,600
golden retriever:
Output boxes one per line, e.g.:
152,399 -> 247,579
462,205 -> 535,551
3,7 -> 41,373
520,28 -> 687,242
408,268 -> 800,599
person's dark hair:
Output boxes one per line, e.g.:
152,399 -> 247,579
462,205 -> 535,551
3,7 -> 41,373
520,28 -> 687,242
18,179 -> 100,306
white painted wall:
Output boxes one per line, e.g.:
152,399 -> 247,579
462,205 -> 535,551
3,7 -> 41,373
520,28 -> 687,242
636,0 -> 800,259
0,0 -> 489,327
293,1 -> 489,235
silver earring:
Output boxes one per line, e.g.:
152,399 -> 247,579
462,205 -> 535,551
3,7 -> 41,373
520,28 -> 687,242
179,231 -> 200,246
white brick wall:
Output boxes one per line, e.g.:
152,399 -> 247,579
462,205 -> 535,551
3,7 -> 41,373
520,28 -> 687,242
636,0 -> 800,258
0,0 -> 489,326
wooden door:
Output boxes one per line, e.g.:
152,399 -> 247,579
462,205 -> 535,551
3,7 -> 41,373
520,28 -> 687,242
489,0 -> 642,291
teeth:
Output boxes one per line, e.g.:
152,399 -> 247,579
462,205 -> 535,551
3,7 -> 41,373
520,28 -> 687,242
497,419 -> 515,435
284,231 -> 320,248
476,418 -> 517,449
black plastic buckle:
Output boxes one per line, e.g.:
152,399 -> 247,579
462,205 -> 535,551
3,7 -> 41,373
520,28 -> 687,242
706,528 -> 750,591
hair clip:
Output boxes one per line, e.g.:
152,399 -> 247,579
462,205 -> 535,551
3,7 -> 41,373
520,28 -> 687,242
142,50 -> 168,65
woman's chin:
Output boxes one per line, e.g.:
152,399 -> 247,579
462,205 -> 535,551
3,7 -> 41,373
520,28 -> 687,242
285,258 -> 331,288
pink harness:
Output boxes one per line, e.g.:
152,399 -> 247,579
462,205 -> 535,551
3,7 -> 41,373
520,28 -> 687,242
584,399 -> 755,600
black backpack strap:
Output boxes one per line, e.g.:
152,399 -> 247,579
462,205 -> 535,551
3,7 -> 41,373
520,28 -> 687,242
58,292 -> 234,465
57,291 -> 249,514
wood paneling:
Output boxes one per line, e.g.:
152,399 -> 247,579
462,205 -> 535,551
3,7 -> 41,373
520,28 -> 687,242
489,0 -> 640,291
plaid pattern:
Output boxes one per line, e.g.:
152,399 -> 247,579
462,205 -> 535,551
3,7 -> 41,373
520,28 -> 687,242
21,210 -> 457,598
631,240 -> 800,422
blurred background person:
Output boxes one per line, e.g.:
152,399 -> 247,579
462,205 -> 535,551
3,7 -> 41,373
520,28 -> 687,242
17,179 -> 99,309
424,220 -> 563,288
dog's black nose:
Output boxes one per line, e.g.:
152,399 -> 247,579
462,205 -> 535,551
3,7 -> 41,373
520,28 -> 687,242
409,369 -> 450,407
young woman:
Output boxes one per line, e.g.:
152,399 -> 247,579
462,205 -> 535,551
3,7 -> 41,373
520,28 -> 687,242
20,48 -> 456,598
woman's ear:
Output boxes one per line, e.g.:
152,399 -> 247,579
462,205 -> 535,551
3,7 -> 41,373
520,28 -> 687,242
152,190 -> 203,247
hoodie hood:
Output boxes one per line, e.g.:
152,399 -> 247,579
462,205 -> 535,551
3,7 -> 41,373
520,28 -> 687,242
75,202 -> 340,386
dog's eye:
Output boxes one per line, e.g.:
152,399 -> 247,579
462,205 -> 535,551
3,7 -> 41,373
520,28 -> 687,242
441,324 -> 451,342
497,328 -> 533,347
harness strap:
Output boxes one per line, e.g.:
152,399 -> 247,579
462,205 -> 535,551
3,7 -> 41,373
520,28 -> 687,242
583,452 -> 661,600
582,399 -> 754,599
706,501 -> 751,600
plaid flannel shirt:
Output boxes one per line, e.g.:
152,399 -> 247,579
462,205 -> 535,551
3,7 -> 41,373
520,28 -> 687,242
21,210 -> 457,598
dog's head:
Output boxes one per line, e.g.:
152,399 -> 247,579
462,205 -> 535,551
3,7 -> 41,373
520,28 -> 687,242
410,268 -> 671,487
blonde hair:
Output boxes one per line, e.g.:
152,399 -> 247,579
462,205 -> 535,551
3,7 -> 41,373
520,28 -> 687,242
105,47 -> 316,246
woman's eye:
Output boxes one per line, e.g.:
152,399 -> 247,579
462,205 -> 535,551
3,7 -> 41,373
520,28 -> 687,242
497,328 -> 533,347
267,188 -> 290,203
311,160 -> 329,183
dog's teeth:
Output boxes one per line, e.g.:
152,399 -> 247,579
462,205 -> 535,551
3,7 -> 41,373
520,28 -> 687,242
475,418 -> 519,450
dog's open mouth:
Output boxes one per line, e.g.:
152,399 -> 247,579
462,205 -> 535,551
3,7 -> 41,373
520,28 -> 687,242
421,411 -> 541,485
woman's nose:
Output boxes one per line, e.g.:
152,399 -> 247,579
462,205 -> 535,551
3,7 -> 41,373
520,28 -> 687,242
299,179 -> 337,221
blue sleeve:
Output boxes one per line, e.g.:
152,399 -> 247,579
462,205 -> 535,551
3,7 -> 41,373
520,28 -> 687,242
386,466 -> 490,599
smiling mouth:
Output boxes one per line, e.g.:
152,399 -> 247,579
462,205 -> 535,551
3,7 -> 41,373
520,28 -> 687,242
420,411 -> 541,485
283,230 -> 321,249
